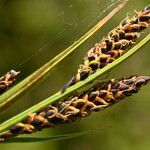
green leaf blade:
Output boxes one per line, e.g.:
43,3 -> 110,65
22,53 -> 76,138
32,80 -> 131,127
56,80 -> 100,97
0,2 -> 126,113
0,33 -> 149,136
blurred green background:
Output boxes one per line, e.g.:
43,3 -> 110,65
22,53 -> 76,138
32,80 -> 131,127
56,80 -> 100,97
0,0 -> 150,149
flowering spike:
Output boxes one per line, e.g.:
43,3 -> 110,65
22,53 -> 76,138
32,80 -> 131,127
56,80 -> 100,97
0,70 -> 20,94
61,6 -> 150,92
0,75 -> 149,141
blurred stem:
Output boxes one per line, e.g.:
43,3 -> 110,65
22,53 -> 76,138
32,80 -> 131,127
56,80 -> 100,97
0,2 -> 126,113
1,125 -> 110,143
0,33 -> 149,135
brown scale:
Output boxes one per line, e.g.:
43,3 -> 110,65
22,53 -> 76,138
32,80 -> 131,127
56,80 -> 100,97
0,70 -> 20,94
1,75 -> 150,141
61,6 -> 150,92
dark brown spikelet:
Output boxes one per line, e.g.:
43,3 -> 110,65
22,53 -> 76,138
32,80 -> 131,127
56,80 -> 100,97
1,75 -> 149,141
0,70 -> 20,94
61,6 -> 150,92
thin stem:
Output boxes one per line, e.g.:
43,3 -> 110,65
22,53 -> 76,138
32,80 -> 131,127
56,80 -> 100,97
0,2 -> 126,112
0,33 -> 149,135
0,125 -> 110,143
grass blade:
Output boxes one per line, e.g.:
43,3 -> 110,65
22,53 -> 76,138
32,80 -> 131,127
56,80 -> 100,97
0,125 -> 110,143
0,2 -> 126,112
0,33 -> 149,136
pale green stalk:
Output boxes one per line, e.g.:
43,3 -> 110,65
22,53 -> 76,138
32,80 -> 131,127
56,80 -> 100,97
0,2 -> 126,112
0,33 -> 149,136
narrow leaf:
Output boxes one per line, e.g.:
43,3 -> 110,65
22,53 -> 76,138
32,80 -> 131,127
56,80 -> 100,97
0,33 -> 149,136
0,125 -> 110,143
0,2 -> 126,112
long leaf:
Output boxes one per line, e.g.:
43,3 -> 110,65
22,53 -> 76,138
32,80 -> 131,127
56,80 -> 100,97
0,125 -> 111,143
0,2 -> 126,112
0,33 -> 149,136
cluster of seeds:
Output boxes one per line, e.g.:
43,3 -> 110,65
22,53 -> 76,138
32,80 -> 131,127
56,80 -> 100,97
1,75 -> 149,141
0,70 -> 20,94
62,6 -> 150,92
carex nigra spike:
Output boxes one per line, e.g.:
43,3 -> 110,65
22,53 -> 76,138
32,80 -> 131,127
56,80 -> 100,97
1,75 -> 149,141
61,6 -> 150,92
0,70 -> 20,94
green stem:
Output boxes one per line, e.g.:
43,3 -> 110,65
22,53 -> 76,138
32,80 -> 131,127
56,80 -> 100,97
0,33 -> 149,135
0,2 -> 126,112
1,125 -> 110,143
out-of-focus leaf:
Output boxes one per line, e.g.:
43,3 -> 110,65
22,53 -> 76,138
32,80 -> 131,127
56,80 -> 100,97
1,125 -> 111,143
0,2 -> 126,113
